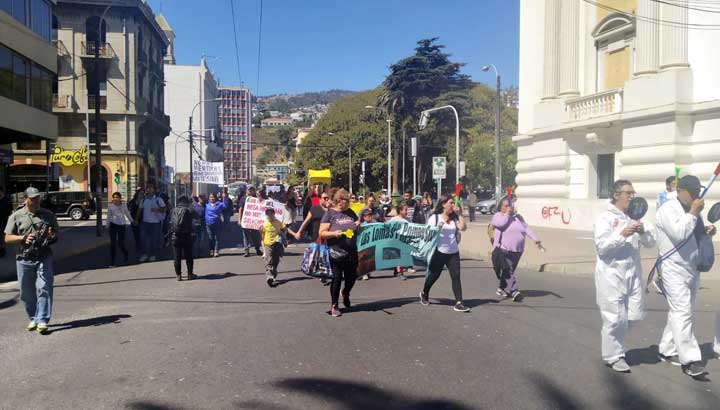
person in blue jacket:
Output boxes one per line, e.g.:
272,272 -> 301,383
205,192 -> 226,257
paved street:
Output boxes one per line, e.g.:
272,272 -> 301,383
1,234 -> 720,410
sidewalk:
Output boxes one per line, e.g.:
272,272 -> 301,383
459,221 -> 720,276
0,226 -> 110,282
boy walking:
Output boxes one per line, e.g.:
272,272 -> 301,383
260,208 -> 295,288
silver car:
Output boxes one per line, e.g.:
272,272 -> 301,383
475,196 -> 497,214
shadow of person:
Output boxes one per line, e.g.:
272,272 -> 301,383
197,272 -> 240,280
625,345 -> 661,366
0,293 -> 18,310
236,377 -> 480,410
347,297 -> 419,313
47,314 -> 131,334
522,290 -> 564,299
276,276 -> 314,286
433,298 -> 499,308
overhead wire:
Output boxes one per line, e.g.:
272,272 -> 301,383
582,0 -> 720,29
229,0 -> 244,85
650,0 -> 720,13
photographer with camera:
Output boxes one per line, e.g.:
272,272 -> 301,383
3,187 -> 59,334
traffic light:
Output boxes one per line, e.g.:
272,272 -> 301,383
114,172 -> 120,184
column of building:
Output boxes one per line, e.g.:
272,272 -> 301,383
660,0 -> 689,69
559,0 -> 579,96
634,0 -> 660,75
543,0 -> 561,99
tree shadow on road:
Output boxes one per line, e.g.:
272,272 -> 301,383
236,377 -> 481,410
47,314 -> 132,334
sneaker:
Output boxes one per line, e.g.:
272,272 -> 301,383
496,288 -> 510,298
512,291 -> 524,302
244,251 -> 251,257
682,361 -> 707,377
658,353 -> 682,366
608,358 -> 631,373
453,302 -> 470,313
149,256 -> 156,262
420,291 -> 430,306
361,274 -> 370,281
139,254 -> 148,262
27,321 -> 37,331
36,323 -> 49,334
407,268 -> 417,274
215,251 -> 220,258
342,291 -> 351,309
188,274 -> 197,281
176,275 -> 182,281
331,305 -> 342,317
267,277 -> 275,288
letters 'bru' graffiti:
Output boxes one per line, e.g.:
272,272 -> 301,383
541,206 -> 572,225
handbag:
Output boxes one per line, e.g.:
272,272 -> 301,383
698,234 -> 715,272
301,242 -> 334,279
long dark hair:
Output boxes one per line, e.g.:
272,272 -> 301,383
433,194 -> 453,215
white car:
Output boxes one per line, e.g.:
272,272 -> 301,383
475,196 -> 497,214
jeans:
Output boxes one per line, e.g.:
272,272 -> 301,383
193,224 -> 205,258
140,222 -> 163,257
173,235 -> 194,276
423,251 -> 463,302
264,242 -> 284,279
109,223 -> 129,265
206,222 -> 222,253
330,254 -> 358,306
17,256 -> 54,324
243,228 -> 261,253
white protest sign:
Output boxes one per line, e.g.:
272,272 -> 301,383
193,159 -> 225,185
240,197 -> 286,230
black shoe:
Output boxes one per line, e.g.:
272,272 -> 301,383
682,361 -> 707,377
342,291 -> 351,309
453,302 -> 470,313
267,277 -> 276,288
256,249 -> 263,256
420,291 -> 430,306
188,274 -> 197,281
176,275 -> 182,281
511,291 -> 524,302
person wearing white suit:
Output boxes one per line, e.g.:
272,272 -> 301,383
655,175 -> 716,377
594,180 -> 656,373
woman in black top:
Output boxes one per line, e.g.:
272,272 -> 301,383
319,189 -> 360,317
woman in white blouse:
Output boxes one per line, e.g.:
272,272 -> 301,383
106,192 -> 135,267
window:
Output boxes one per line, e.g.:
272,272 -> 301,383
86,16 -> 106,45
31,63 -> 51,112
11,0 -> 26,25
30,0 -> 50,41
592,13 -> 634,92
12,53 -> 27,103
0,46 -> 11,98
597,154 -> 615,199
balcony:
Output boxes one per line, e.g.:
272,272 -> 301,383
81,41 -> 116,59
565,89 -> 623,122
87,95 -> 107,110
53,94 -> 72,109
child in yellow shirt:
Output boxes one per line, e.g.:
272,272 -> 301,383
259,208 -> 296,287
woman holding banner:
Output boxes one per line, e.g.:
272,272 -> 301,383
420,194 -> 469,313
319,189 -> 360,317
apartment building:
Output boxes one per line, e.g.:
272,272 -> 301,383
218,87 -> 252,183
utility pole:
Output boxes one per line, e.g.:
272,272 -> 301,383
494,73 -> 502,203
93,26 -> 102,237
188,115 -> 193,195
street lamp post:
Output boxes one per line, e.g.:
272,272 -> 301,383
418,105 -> 461,187
189,98 -> 222,195
365,106 -> 392,194
482,64 -> 502,205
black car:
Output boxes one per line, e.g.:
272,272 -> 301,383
15,191 -> 96,220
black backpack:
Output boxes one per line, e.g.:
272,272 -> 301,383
169,207 -> 193,236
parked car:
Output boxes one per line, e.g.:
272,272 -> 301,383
15,191 -> 96,220
475,196 -> 497,215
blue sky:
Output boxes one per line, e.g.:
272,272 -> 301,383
149,0 -> 519,96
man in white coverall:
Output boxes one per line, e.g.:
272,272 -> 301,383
656,175 -> 716,377
594,180 -> 656,372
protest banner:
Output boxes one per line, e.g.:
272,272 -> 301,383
192,159 -> 225,185
356,222 -> 440,275
240,197 -> 286,230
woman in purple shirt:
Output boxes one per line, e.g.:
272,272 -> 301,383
491,196 -> 543,302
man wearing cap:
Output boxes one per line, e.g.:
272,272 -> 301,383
655,175 -> 716,377
3,188 -> 59,334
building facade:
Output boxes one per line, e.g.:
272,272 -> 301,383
218,87 -> 252,183
261,117 -> 292,128
516,0 -> 720,231
24,0 -> 171,203
1,0 -> 58,194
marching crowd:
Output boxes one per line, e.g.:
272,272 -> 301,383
4,175 -> 720,380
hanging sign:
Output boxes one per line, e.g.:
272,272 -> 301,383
50,146 -> 88,166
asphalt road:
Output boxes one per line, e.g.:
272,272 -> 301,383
1,237 -> 720,410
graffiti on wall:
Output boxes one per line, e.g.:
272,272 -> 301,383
541,206 -> 572,225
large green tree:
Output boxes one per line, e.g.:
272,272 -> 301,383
295,89 -> 390,191
378,38 -> 475,194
